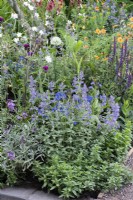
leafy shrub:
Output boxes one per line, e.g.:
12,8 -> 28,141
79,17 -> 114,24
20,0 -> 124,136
0,0 -> 133,198
1,73 -> 132,198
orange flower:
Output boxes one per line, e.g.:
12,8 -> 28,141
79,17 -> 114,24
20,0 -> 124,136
95,6 -> 99,11
101,28 -> 106,34
128,23 -> 133,29
83,45 -> 89,49
95,28 -> 101,34
129,17 -> 133,22
117,37 -> 124,43
94,55 -> 100,60
124,36 -> 129,40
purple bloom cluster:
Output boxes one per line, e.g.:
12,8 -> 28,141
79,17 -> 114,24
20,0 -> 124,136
43,65 -> 49,72
29,76 -> 38,104
23,43 -> 30,50
0,16 -> 4,22
7,99 -> 15,112
109,38 -> 133,89
55,92 -> 66,101
29,72 -> 120,130
105,96 -> 120,128
7,151 -> 15,160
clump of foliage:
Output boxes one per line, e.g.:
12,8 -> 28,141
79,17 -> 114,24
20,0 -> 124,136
1,73 -> 133,198
0,0 -> 133,199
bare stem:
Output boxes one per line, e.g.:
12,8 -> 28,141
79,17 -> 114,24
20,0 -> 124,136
7,0 -> 31,34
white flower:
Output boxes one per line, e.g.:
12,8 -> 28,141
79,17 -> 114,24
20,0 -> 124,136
39,30 -> 44,35
13,38 -> 19,43
45,20 -> 50,26
11,13 -> 18,19
32,26 -> 38,32
67,20 -> 72,25
78,13 -> 86,17
50,36 -> 62,46
0,33 -> 2,38
28,5 -> 34,10
16,32 -> 22,37
34,13 -> 39,18
36,0 -> 41,2
45,55 -> 52,63
22,36 -> 28,41
23,2 -> 29,6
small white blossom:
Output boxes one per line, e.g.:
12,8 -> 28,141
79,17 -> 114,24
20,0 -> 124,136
45,21 -> 50,26
34,13 -> 39,18
67,20 -> 72,25
22,36 -> 28,41
36,0 -> 41,2
13,38 -> 19,43
11,13 -> 18,19
32,26 -> 38,32
45,55 -> 52,63
23,2 -> 29,6
39,30 -> 44,35
28,5 -> 34,10
50,36 -> 62,46
0,33 -> 2,38
45,12 -> 50,19
78,13 -> 86,17
16,32 -> 22,37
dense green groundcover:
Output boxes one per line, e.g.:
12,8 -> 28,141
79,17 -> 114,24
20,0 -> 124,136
0,0 -> 133,199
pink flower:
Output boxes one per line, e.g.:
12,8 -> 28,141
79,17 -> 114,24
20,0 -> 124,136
46,0 -> 55,11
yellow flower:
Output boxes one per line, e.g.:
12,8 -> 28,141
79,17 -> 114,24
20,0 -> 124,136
84,37 -> 88,41
117,33 -> 122,37
129,17 -> 133,22
113,25 -> 118,28
101,28 -> 106,34
128,23 -> 133,29
103,57 -> 108,61
117,37 -> 124,43
94,55 -> 100,60
82,26 -> 85,29
95,6 -> 99,11
72,23 -> 76,30
95,28 -> 101,34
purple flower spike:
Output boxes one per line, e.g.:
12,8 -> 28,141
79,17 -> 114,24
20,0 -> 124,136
23,43 -> 30,50
22,112 -> 28,118
28,51 -> 33,56
7,151 -> 15,160
7,99 -> 15,112
43,65 -> 49,72
0,16 -> 4,22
